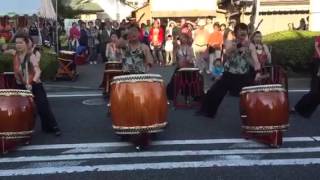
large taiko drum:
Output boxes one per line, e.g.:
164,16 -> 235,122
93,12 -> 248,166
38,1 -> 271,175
240,84 -> 289,147
105,61 -> 122,70
110,74 -> 168,135
104,70 -> 127,95
0,72 -> 17,89
0,89 -> 35,153
100,61 -> 123,94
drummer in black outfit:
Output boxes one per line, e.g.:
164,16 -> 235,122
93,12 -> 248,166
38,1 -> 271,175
292,35 -> 320,118
13,33 -> 61,136
196,23 -> 262,118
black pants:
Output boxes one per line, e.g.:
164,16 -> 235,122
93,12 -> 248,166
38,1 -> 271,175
18,83 -> 59,131
295,59 -> 320,118
200,72 -> 251,117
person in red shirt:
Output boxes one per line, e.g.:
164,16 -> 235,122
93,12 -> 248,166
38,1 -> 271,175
293,35 -> 320,118
69,22 -> 80,51
149,20 -> 164,65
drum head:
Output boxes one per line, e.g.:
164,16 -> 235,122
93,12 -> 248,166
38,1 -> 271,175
59,50 -> 75,55
0,89 -> 33,97
241,84 -> 285,94
106,61 -> 122,64
178,68 -> 200,72
111,74 -> 163,84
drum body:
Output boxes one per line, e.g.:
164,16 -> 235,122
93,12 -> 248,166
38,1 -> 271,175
240,84 -> 289,134
59,50 -> 76,61
110,74 -> 168,134
0,89 -> 35,153
104,70 -> 126,94
105,61 -> 122,70
175,68 -> 204,97
0,72 -> 17,89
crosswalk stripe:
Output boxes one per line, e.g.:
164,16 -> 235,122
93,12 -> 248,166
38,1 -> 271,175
18,137 -> 316,151
1,158 -> 320,176
4,146 -> 320,163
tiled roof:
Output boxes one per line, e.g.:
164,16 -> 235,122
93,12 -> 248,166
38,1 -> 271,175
260,0 -> 309,5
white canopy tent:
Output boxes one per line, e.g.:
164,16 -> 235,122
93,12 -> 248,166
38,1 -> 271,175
0,0 -> 56,19
93,0 -> 135,21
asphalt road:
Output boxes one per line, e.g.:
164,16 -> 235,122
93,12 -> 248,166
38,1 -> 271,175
1,64 -> 319,180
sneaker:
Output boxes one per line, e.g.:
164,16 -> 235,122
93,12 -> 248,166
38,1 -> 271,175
52,127 -> 62,136
89,61 -> 93,65
94,61 -> 97,64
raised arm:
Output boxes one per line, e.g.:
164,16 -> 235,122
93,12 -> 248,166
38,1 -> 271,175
30,52 -> 42,83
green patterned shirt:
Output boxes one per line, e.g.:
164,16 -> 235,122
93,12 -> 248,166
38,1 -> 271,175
224,41 -> 251,74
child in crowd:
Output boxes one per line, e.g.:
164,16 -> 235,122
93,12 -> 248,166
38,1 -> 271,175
211,59 -> 224,81
165,35 -> 174,65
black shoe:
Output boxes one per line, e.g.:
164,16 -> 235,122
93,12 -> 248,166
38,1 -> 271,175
43,126 -> 61,136
52,127 -> 62,136
194,110 -> 215,119
290,108 -> 296,114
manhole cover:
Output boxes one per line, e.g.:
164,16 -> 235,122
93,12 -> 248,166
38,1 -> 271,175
82,98 -> 106,106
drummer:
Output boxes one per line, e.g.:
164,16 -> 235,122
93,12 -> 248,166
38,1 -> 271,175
118,25 -> 153,74
196,23 -> 262,118
105,32 -> 122,62
166,33 -> 195,100
13,33 -> 61,136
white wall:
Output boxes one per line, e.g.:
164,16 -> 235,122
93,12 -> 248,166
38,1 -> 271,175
309,0 -> 320,31
151,0 -> 217,12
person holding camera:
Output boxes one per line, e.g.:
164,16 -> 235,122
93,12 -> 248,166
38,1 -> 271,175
196,23 -> 261,118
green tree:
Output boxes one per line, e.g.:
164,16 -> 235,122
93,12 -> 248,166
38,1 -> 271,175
51,0 -> 83,18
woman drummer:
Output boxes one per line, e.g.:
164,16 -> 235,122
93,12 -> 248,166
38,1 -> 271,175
13,33 -> 61,136
118,25 -> 153,74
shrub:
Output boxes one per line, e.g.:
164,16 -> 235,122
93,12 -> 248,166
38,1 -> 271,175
263,31 -> 320,72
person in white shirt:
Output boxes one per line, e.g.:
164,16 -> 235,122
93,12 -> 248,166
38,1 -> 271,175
165,35 -> 174,65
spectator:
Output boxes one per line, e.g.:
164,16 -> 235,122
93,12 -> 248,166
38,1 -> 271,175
208,22 -> 223,72
29,22 -> 41,45
192,19 -> 210,74
87,21 -> 99,64
69,22 -> 80,51
99,20 -> 113,62
211,59 -> 224,80
149,20 -> 164,66
77,22 -> 88,55
165,35 -> 174,65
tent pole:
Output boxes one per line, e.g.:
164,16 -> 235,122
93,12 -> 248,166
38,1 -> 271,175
55,0 -> 59,54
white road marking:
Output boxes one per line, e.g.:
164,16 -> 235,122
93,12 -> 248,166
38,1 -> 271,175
18,137 -> 315,151
46,89 -> 309,98
47,93 -> 102,98
1,158 -> 320,176
4,146 -> 320,163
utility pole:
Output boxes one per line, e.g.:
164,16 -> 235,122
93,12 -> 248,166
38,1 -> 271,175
116,0 -> 120,21
55,0 -> 59,53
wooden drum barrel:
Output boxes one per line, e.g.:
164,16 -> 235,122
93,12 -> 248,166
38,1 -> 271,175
0,89 -> 35,153
240,84 -> 289,147
110,74 -> 168,135
105,61 -> 122,70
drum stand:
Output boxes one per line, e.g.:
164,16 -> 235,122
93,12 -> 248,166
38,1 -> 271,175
242,131 -> 283,148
